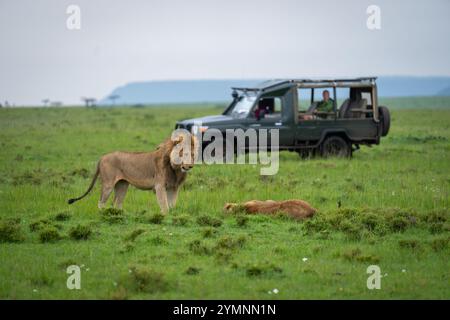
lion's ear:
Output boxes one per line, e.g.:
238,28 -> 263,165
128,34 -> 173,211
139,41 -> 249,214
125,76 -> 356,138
172,134 -> 184,145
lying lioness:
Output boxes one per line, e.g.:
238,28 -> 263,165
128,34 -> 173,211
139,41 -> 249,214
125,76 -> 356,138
68,132 -> 198,213
224,200 -> 316,220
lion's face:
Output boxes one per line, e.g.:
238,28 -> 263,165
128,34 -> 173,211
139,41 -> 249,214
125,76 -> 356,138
169,133 -> 199,173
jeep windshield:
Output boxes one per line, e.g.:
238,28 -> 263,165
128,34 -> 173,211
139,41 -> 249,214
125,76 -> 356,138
228,94 -> 257,118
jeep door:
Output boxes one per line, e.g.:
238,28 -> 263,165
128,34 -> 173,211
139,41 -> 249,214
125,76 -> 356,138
245,87 -> 296,148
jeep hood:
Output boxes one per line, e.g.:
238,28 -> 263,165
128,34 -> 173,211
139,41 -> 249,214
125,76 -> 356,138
177,115 -> 234,126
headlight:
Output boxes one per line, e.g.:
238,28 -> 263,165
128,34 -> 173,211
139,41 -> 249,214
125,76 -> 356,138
191,125 -> 208,134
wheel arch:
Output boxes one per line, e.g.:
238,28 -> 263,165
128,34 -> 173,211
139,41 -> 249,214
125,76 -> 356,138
318,129 -> 351,145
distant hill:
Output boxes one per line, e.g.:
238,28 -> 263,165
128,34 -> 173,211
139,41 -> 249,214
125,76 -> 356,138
99,76 -> 450,105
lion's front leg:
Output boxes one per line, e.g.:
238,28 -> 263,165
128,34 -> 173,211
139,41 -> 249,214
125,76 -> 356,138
155,184 -> 169,214
167,188 -> 179,209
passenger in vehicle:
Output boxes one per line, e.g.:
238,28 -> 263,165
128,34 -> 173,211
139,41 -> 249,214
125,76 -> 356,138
316,90 -> 334,113
299,90 -> 334,120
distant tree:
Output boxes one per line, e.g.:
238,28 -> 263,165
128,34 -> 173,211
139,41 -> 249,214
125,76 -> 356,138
50,101 -> 63,107
42,99 -> 50,107
108,94 -> 120,106
81,97 -> 97,108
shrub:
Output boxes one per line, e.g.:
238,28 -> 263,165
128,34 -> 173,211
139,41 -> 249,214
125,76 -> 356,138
30,273 -> 54,287
172,215 -> 190,226
69,224 -> 93,240
236,215 -> 249,227
147,213 -> 165,224
188,240 -> 211,255
430,237 -> 449,252
127,265 -> 169,293
185,266 -> 200,275
29,218 -> 55,232
303,207 -> 422,240
39,226 -> 62,243
245,263 -> 283,277
215,235 -> 246,250
201,227 -> 217,238
398,239 -> 421,250
100,208 -> 125,224
110,286 -> 128,300
0,218 -> 24,243
150,236 -> 167,246
196,215 -> 222,227
53,211 -> 72,221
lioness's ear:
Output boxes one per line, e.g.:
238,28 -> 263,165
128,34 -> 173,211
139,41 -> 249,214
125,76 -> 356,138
223,203 -> 236,212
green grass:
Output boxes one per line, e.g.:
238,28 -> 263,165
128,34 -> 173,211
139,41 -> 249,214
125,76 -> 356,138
0,98 -> 449,299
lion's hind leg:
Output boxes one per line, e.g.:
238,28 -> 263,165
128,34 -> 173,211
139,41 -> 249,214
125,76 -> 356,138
113,180 -> 129,209
98,183 -> 114,209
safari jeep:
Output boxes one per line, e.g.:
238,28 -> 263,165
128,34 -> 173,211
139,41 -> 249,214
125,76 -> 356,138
175,77 -> 390,158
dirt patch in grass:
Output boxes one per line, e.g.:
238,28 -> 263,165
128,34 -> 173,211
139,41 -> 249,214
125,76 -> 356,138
69,224 -> 93,240
0,218 -> 25,243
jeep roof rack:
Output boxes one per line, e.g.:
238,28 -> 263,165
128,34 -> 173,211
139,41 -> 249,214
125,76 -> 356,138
231,77 -> 377,92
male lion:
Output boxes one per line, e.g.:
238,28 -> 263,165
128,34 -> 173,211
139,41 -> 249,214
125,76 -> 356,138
223,200 -> 316,220
68,132 -> 198,213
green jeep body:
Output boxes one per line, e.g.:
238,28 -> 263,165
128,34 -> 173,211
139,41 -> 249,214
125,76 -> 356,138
175,77 -> 390,157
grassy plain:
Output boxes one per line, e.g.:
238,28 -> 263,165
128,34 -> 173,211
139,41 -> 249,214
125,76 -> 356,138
0,97 -> 449,299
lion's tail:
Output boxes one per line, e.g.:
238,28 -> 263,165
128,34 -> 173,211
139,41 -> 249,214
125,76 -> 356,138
67,162 -> 100,205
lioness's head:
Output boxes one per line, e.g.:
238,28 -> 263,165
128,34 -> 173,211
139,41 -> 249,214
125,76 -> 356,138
223,202 -> 248,214
169,131 -> 199,173
223,202 -> 238,212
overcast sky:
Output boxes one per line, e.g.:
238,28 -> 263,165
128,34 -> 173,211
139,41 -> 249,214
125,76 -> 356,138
1,0 -> 450,105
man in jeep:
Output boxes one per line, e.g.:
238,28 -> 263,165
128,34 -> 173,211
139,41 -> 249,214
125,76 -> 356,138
316,90 -> 334,113
300,89 -> 334,120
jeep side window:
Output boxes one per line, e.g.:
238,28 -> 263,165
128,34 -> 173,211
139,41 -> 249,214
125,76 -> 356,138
253,97 -> 282,120
297,88 -> 312,113
361,92 -> 372,106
